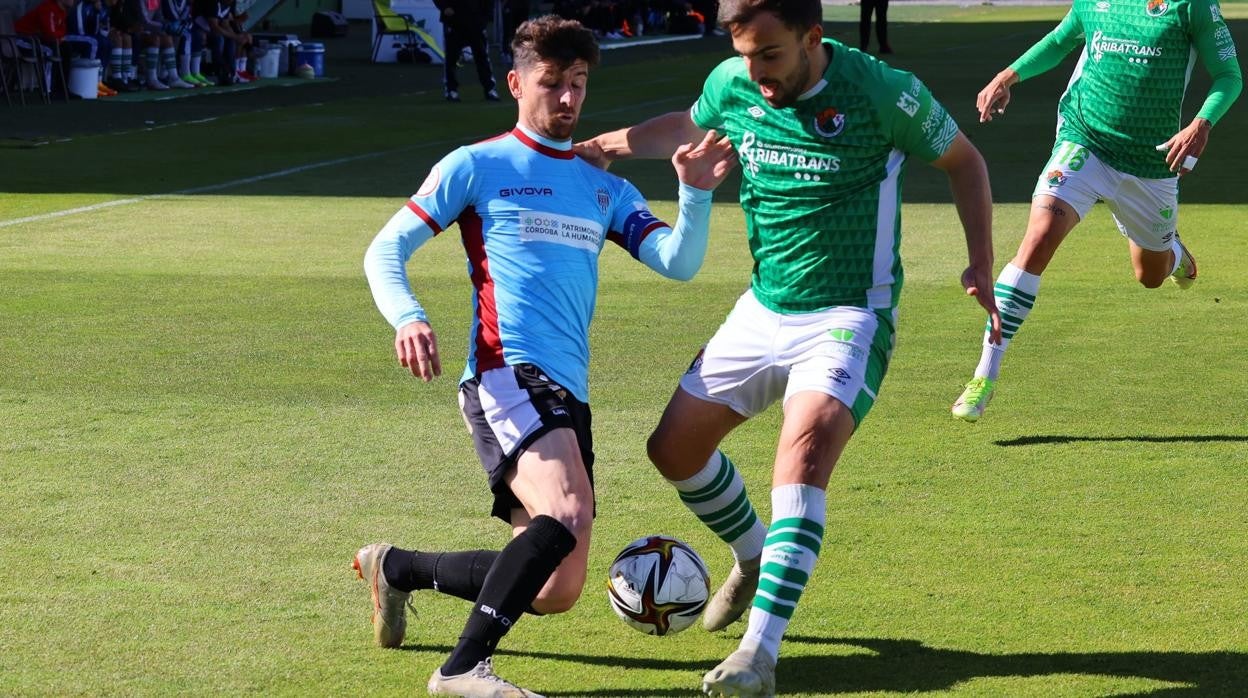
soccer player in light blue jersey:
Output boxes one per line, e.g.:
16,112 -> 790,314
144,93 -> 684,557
354,16 -> 737,698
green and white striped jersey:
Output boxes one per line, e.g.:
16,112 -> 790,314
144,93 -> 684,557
691,40 -> 959,314
1012,0 -> 1242,179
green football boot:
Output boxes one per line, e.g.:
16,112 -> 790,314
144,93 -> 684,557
952,376 -> 996,422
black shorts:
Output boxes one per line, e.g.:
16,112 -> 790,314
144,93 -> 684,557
459,363 -> 595,523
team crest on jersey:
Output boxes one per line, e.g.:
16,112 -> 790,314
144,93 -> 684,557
596,188 -> 610,215
1046,170 -> 1067,186
813,108 -> 846,138
1146,0 -> 1169,17
416,166 -> 441,197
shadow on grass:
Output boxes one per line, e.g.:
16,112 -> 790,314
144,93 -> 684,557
995,434 -> 1248,447
402,636 -> 1247,695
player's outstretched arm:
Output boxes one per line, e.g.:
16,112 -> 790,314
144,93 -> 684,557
980,10 -> 1082,122
930,132 -> 1002,344
577,110 -> 707,167
625,131 -> 736,282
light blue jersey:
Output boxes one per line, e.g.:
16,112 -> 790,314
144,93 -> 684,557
365,124 -> 714,402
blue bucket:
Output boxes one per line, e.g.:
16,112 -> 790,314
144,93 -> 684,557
294,42 -> 326,77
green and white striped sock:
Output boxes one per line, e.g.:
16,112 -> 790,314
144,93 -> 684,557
975,262 -> 1040,380
669,451 -> 766,562
740,484 -> 825,662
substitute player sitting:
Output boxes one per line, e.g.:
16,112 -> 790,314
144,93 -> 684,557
356,16 -> 736,698
951,0 -> 1242,422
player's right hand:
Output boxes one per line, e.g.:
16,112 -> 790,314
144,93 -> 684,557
976,69 -> 1019,123
395,321 -> 442,382
672,129 -> 736,191
962,264 -> 1002,345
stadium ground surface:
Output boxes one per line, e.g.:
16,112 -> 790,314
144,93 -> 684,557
2,4 -> 1246,696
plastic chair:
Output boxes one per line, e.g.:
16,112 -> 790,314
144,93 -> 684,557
370,0 -> 418,63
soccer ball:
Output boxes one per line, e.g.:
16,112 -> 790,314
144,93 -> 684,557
294,63 -> 316,79
606,535 -> 710,635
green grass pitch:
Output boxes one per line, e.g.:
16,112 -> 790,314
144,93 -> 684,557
2,4 -> 1247,695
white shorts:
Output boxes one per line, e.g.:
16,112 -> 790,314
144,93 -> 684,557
1033,141 -> 1180,252
678,289 -> 896,426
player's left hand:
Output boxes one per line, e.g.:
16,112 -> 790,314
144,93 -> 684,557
962,263 -> 1002,345
672,129 -> 736,190
1157,118 -> 1210,175
573,139 -> 610,170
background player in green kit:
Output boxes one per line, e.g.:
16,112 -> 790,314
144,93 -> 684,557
579,0 -> 999,693
951,0 -> 1242,422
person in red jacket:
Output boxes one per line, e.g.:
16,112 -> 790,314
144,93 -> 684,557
15,0 -> 72,42
15,0 -> 75,96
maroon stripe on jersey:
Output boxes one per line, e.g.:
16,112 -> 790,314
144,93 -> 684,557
460,207 -> 505,372
605,231 -> 626,249
510,128 -> 575,160
405,200 -> 444,235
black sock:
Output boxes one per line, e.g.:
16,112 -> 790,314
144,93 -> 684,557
440,515 -> 577,676
383,548 -> 496,597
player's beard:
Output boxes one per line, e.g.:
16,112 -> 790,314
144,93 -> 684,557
541,110 -> 579,141
760,49 -> 812,109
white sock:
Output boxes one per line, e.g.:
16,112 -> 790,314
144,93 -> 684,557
160,47 -> 176,80
121,48 -> 134,80
1169,237 -> 1184,275
145,47 -> 160,82
190,52 -> 202,74
974,263 -> 1041,380
109,48 -> 124,79
668,451 -> 767,562
178,51 -> 190,77
739,484 -> 826,663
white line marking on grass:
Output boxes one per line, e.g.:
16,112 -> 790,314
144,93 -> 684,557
0,150 -> 391,228
0,95 -> 684,229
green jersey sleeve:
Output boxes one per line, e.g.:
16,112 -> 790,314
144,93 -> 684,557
1009,9 -> 1084,82
1189,0 -> 1243,124
875,66 -> 960,163
690,59 -> 734,130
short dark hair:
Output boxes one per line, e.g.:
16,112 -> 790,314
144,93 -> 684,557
511,16 -> 601,72
718,0 -> 822,33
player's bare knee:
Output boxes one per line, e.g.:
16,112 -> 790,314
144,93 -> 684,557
532,581 -> 583,614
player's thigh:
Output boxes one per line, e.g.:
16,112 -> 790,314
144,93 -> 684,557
656,290 -> 783,476
776,306 -> 891,487
1018,142 -> 1108,272
461,363 -> 594,526
507,427 -> 594,528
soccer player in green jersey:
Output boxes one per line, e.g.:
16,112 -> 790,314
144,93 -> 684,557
951,0 -> 1242,422
579,0 -> 999,692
